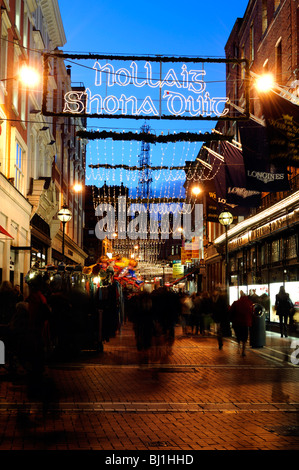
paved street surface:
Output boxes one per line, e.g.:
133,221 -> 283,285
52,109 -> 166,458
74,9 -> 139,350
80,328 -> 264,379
0,322 -> 298,453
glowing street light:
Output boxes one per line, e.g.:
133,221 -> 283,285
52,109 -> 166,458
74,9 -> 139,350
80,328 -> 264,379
1,65 -> 40,88
255,73 -> 275,93
73,183 -> 83,193
18,65 -> 40,87
57,205 -> 72,261
191,185 -> 202,197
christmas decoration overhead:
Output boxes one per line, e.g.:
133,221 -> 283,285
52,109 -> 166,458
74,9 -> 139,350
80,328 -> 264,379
42,53 -> 250,121
77,129 -> 233,142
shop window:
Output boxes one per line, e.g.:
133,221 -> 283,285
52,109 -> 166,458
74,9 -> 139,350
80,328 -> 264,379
273,240 -> 280,262
246,250 -> 251,270
31,248 -> 46,268
286,235 -> 297,259
251,248 -> 256,268
261,243 -> 268,265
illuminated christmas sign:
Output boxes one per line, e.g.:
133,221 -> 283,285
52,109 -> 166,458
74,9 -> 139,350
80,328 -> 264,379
42,53 -> 250,121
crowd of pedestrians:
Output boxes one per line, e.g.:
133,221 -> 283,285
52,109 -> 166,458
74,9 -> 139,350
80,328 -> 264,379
177,288 -> 231,348
0,275 -> 97,376
0,275 -> 296,376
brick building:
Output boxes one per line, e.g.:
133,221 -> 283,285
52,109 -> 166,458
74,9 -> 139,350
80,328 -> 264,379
197,0 -> 299,327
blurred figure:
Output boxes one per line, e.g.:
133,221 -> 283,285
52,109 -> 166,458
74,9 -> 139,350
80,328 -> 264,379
199,291 -> 213,335
275,286 -> 293,338
151,288 -> 181,361
0,281 -> 16,325
211,287 -> 229,350
180,293 -> 193,335
191,292 -> 202,335
25,275 -> 50,376
13,284 -> 24,303
47,275 -> 72,358
230,291 -> 254,356
128,291 -> 154,362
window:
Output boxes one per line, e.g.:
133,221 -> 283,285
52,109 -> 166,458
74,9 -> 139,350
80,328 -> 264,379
271,240 -> 280,263
0,23 -> 8,82
15,142 -> 24,192
286,235 -> 297,259
250,24 -> 254,62
275,39 -> 282,84
23,13 -> 28,50
262,0 -> 267,34
12,46 -> 21,111
20,89 -> 26,122
15,0 -> 21,32
241,45 -> 245,80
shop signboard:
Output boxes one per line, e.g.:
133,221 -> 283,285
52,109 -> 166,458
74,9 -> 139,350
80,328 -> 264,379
172,261 -> 184,278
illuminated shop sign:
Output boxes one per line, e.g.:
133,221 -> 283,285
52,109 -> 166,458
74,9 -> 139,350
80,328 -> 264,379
42,54 -> 249,121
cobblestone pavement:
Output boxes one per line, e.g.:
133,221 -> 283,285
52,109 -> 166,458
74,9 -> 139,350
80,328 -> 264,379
0,323 -> 298,452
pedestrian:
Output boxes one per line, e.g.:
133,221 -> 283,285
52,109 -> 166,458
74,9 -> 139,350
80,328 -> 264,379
13,284 -> 24,303
25,275 -> 50,376
180,293 -> 193,335
0,281 -> 17,325
199,291 -> 213,335
211,287 -> 228,350
191,292 -> 202,335
275,286 -> 293,338
229,291 -> 253,356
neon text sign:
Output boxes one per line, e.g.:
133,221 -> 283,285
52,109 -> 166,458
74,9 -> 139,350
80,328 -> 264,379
42,54 -> 250,120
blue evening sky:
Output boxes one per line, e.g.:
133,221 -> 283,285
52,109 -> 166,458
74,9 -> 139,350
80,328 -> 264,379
58,0 -> 249,197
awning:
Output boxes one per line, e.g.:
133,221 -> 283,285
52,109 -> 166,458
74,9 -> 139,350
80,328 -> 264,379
0,225 -> 14,239
168,268 -> 198,286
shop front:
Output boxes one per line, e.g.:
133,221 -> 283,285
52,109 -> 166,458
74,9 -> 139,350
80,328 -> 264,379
30,214 -> 52,269
215,192 -> 299,332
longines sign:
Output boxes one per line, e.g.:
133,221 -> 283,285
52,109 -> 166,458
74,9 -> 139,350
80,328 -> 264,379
42,53 -> 249,121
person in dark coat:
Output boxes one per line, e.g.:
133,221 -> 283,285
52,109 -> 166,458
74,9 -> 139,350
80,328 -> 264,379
275,286 -> 293,338
211,288 -> 229,350
0,281 -> 17,325
199,291 -> 213,335
230,291 -> 253,356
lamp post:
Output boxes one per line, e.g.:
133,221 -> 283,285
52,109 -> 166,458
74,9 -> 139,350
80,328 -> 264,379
57,205 -> 72,262
219,211 -> 233,295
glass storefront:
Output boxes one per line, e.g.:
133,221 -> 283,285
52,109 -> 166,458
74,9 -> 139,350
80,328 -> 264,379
229,281 -> 299,327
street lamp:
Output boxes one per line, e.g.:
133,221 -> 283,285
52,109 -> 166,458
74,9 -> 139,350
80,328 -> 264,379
255,73 -> 275,93
1,65 -> 40,88
219,211 -> 233,295
18,65 -> 40,88
191,185 -> 202,197
57,205 -> 72,261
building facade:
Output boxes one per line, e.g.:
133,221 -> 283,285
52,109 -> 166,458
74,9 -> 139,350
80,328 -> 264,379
203,0 -> 299,326
0,0 -> 87,293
